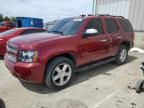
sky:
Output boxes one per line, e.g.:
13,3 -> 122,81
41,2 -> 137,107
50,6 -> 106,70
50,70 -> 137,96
0,0 -> 92,22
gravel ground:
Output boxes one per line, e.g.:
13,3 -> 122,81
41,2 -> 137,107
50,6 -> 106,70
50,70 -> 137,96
0,32 -> 144,108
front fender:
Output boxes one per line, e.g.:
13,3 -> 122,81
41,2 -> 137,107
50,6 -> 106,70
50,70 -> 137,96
39,47 -> 78,65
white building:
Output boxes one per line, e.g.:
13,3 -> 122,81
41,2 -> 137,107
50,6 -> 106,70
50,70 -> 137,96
95,0 -> 144,31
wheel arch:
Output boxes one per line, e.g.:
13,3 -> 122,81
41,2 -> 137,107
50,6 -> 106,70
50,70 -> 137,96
43,52 -> 77,82
120,41 -> 131,50
47,53 -> 76,65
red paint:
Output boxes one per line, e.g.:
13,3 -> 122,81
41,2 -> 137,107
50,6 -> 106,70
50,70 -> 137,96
0,21 -> 16,32
0,28 -> 46,55
4,16 -> 134,83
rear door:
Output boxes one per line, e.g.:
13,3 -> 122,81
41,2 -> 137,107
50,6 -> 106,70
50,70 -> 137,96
118,19 -> 134,48
105,18 -> 122,56
79,18 -> 111,65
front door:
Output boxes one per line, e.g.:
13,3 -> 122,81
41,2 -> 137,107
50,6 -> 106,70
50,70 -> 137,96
78,18 -> 110,65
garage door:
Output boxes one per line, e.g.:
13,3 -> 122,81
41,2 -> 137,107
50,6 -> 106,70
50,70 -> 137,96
96,0 -> 131,18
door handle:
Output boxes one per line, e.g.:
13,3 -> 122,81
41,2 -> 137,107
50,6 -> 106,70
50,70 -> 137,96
117,36 -> 122,39
100,39 -> 108,42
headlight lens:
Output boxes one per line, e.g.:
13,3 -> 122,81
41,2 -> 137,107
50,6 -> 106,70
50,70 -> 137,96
18,51 -> 38,63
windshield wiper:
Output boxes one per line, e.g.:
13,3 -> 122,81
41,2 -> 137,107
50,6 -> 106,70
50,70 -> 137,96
48,30 -> 64,35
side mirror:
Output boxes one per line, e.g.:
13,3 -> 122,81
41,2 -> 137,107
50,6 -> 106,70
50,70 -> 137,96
83,29 -> 98,37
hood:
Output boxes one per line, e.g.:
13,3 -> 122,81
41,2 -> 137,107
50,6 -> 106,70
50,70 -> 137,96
0,34 -> 10,41
8,32 -> 66,47
0,33 -> 17,41
0,34 -> 4,38
0,34 -> 11,39
0,27 -> 7,32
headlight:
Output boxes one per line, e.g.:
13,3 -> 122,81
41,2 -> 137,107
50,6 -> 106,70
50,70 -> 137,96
18,51 -> 38,63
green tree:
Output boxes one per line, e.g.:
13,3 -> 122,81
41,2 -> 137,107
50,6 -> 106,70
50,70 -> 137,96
0,14 -> 16,22
10,17 -> 16,22
3,16 -> 10,21
0,13 -> 3,22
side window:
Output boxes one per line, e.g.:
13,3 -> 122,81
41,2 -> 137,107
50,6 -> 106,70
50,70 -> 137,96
119,19 -> 133,32
106,18 -> 119,34
85,19 -> 104,36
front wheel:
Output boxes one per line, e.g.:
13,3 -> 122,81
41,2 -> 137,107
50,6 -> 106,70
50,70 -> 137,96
114,45 -> 128,65
45,57 -> 75,90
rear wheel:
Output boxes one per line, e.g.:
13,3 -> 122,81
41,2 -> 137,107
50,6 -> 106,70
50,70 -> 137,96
45,57 -> 75,90
115,45 -> 128,65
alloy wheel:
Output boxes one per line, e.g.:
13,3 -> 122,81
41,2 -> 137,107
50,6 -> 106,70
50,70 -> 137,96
119,49 -> 127,63
52,63 -> 72,86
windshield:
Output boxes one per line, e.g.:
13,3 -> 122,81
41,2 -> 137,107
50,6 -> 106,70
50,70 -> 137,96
48,18 -> 83,35
0,29 -> 17,35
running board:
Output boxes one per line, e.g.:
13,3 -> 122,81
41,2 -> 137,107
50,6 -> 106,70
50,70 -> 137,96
77,57 -> 116,72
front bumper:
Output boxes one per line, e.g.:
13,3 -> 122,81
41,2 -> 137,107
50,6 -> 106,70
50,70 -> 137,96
4,54 -> 45,83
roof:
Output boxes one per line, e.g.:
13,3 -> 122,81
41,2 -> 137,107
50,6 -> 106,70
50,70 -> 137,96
79,14 -> 125,19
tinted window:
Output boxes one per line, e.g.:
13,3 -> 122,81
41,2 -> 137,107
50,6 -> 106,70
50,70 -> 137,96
21,29 -> 45,35
106,18 -> 119,34
85,19 -> 104,35
119,19 -> 133,32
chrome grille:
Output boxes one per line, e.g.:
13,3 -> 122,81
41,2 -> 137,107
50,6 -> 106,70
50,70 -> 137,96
7,43 -> 17,62
7,44 -> 17,54
7,54 -> 17,62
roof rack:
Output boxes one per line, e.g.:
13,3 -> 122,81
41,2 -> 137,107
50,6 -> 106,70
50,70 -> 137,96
95,14 -> 110,16
114,16 -> 125,18
80,14 -> 94,17
96,14 -> 124,18
80,14 -> 124,18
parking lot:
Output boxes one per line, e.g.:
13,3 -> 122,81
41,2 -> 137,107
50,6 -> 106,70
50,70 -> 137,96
0,32 -> 144,108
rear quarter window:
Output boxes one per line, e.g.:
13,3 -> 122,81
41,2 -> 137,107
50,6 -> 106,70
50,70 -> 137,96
119,19 -> 133,32
105,18 -> 119,34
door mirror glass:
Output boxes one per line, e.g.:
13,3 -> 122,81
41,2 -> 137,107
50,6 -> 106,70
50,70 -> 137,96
83,29 -> 98,37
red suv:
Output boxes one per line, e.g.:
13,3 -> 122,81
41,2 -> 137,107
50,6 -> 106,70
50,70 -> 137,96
5,15 -> 134,90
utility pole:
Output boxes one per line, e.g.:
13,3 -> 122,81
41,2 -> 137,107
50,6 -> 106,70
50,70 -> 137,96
92,0 -> 94,14
92,0 -> 96,15
57,14 -> 60,20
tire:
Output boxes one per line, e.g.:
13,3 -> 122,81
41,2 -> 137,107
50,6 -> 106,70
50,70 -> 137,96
114,45 -> 128,65
45,57 -> 75,90
135,79 -> 144,93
